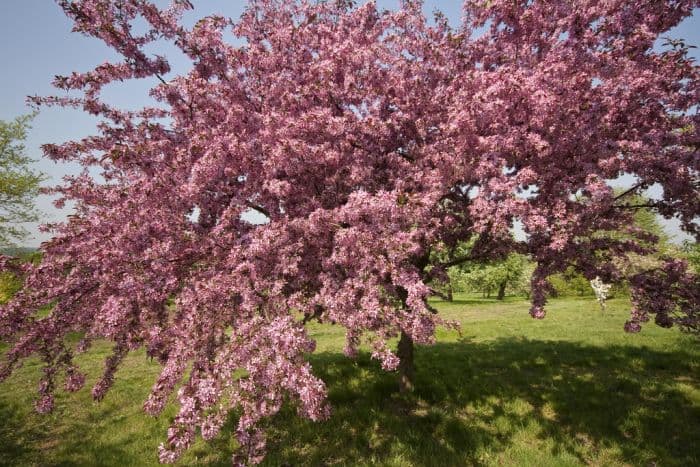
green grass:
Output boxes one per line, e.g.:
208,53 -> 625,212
1,295 -> 698,466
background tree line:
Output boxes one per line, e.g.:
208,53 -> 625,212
439,196 -> 698,301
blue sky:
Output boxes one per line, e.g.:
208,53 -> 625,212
1,1 -> 698,246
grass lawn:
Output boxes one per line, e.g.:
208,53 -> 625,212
1,295 -> 698,466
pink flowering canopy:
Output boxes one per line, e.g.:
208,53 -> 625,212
1,0 -> 699,464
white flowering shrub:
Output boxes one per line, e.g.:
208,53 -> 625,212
590,276 -> 612,311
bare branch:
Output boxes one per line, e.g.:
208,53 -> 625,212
613,183 -> 644,201
245,201 -> 271,218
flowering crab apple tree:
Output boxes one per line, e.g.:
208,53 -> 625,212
1,0 -> 700,463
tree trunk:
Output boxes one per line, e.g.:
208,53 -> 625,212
497,282 -> 506,300
447,283 -> 453,302
397,331 -> 415,393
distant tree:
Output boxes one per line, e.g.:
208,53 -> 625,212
0,114 -> 43,248
607,194 -> 675,280
610,192 -> 669,246
452,253 -> 526,300
550,267 -> 592,297
681,241 -> 700,273
512,260 -> 536,300
548,193 -> 675,298
0,272 -> 21,304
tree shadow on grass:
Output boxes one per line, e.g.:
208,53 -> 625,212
0,350 -> 170,467
2,339 -> 698,466
255,338 -> 699,466
0,398 -> 151,467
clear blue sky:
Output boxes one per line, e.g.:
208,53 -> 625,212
1,1 -> 698,246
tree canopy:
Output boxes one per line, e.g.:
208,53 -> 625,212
0,114 -> 43,248
448,252 -> 526,300
1,1 -> 699,464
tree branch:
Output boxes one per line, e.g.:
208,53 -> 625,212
429,288 -> 451,301
245,201 -> 271,218
302,304 -> 324,324
614,203 -> 657,210
440,254 -> 473,269
613,183 -> 644,201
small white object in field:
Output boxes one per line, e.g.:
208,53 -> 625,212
590,276 -> 612,311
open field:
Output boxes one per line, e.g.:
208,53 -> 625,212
1,295 -> 698,466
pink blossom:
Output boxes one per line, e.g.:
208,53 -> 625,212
1,0 -> 698,464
